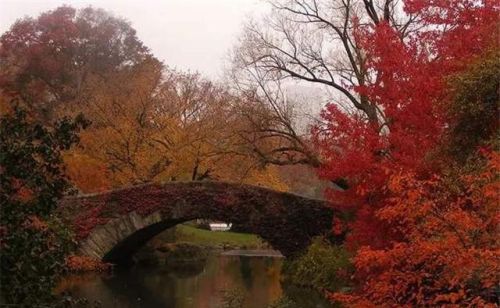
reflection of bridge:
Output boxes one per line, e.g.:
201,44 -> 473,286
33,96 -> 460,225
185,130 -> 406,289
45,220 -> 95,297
60,182 -> 336,265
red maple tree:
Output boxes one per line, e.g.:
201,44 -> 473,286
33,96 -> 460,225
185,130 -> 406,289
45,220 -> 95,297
314,0 -> 499,305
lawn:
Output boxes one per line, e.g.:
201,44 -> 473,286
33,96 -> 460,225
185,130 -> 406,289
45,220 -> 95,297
174,224 -> 266,249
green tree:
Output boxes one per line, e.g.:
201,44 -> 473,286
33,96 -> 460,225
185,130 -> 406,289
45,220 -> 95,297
445,50 -> 499,162
282,237 -> 353,293
0,104 -> 88,306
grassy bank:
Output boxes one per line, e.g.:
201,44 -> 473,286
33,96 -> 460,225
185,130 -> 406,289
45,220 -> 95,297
174,224 -> 267,249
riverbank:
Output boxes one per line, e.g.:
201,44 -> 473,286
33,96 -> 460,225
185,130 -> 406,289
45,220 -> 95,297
134,224 -> 271,266
221,249 -> 283,257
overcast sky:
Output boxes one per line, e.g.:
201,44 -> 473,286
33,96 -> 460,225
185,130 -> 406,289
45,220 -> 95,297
0,0 -> 269,79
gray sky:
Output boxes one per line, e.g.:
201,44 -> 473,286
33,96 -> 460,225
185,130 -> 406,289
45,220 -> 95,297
0,0 -> 269,79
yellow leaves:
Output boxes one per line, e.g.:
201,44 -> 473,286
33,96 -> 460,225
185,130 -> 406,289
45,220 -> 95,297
243,166 -> 288,191
60,67 -> 291,193
63,152 -> 112,193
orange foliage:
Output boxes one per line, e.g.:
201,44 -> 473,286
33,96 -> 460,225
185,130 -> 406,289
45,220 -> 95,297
1,6 -> 290,194
65,255 -> 111,273
63,152 -> 112,193
320,1 -> 499,305
331,152 -> 500,306
22,216 -> 48,232
64,68 -> 289,192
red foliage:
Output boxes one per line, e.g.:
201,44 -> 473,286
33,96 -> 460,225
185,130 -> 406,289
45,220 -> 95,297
22,215 -> 48,232
314,0 -> 499,305
330,152 -> 500,306
71,184 -> 171,239
62,182 -> 333,258
314,0 -> 498,248
65,255 -> 111,272
0,6 -> 152,115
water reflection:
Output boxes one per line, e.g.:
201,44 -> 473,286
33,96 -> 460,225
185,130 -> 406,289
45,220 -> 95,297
61,254 -> 330,308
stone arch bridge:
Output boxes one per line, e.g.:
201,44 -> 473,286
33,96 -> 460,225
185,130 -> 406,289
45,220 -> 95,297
60,182 -> 336,265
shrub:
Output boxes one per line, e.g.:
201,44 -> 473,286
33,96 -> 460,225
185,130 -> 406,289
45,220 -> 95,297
282,237 -> 353,292
0,105 -> 87,306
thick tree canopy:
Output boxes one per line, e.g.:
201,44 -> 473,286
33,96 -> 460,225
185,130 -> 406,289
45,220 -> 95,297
314,1 -> 499,306
0,6 -> 155,120
1,6 -> 294,194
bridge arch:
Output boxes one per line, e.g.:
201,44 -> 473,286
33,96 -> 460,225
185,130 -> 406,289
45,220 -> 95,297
60,182 -> 335,265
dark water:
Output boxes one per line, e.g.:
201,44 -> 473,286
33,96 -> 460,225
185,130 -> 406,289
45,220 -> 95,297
60,253 -> 331,308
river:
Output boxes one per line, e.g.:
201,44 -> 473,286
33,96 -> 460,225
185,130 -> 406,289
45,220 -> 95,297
60,251 -> 331,308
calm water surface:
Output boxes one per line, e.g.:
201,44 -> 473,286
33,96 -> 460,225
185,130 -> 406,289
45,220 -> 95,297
61,253 -> 331,308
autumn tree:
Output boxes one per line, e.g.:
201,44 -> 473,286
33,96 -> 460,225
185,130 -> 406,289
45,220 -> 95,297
0,104 -> 88,306
65,57 -> 166,189
74,68 -> 288,191
0,6 -> 155,122
1,6 -> 288,193
0,6 -> 163,192
63,65 -> 282,191
231,0 -> 426,170
229,64 -> 322,168
332,52 -> 499,305
313,0 -> 499,305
